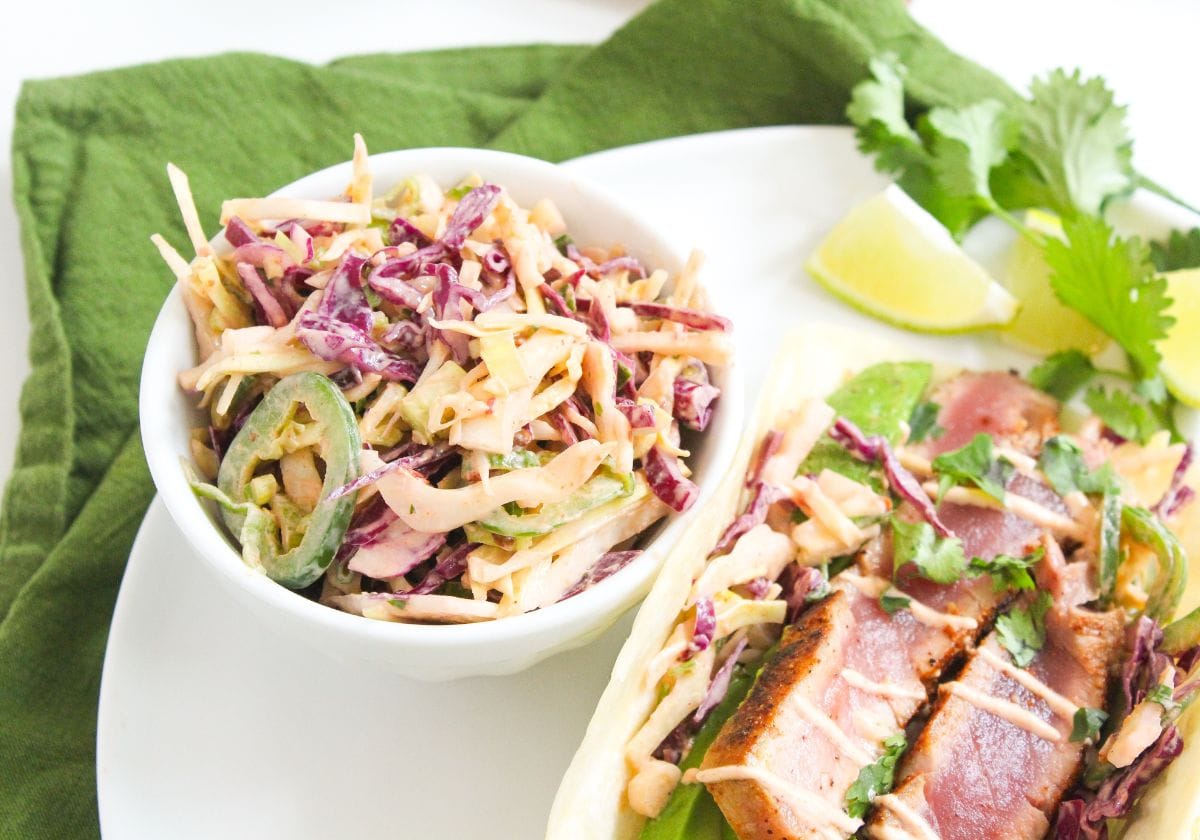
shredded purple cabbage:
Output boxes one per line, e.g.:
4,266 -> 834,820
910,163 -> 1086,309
560,550 -> 643,601
347,519 -> 447,579
747,430 -> 784,487
644,445 -> 699,512
830,417 -> 952,538
236,263 -> 288,328
387,216 -> 430,248
674,378 -> 721,432
367,259 -> 425,309
683,597 -> 716,660
694,636 -> 749,724
483,246 -> 510,275
405,542 -> 476,595
223,216 -> 257,248
710,481 -> 785,557
328,445 -> 453,502
1153,443 -> 1195,519
616,398 -> 656,430
566,243 -> 646,279
779,564 -> 826,623
630,302 -> 732,332
441,184 -> 502,249
298,253 -> 421,383
1054,726 -> 1184,839
232,242 -> 294,272
1122,616 -> 1171,714
743,576 -> 772,600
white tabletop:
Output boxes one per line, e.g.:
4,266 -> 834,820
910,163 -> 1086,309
1,0 -> 1197,489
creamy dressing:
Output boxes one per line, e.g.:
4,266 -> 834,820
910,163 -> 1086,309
977,646 -> 1079,720
943,681 -> 1061,742
840,573 -> 978,632
924,483 -> 1085,541
842,668 -> 927,701
685,765 -> 864,837
873,794 -> 941,840
790,694 -> 876,767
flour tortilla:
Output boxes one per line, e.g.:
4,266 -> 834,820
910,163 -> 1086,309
545,324 -> 908,840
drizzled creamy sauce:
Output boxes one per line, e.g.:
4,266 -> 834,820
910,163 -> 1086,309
790,694 -> 875,766
943,681 -> 1061,742
841,573 -> 978,632
924,483 -> 1085,541
977,646 -> 1079,720
842,668 -> 927,701
685,765 -> 863,837
873,794 -> 940,840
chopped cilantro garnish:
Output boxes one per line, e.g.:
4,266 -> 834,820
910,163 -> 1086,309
846,732 -> 908,818
1084,385 -> 1161,444
1028,350 -> 1097,402
553,233 -> 574,256
891,517 -> 967,584
880,592 -> 911,615
931,433 -> 1012,503
907,401 -> 943,444
1037,436 -> 1120,496
1147,683 -> 1180,713
996,592 -> 1053,667
1070,707 -> 1109,743
968,547 -> 1043,592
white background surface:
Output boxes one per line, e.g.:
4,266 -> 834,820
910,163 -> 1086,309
0,0 -> 1198,487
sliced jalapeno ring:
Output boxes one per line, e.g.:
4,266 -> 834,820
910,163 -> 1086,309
217,372 -> 360,588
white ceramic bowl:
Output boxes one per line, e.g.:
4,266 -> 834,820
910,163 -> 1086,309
140,147 -> 743,681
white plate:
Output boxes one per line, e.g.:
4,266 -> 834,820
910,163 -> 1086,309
97,126 -> 1197,839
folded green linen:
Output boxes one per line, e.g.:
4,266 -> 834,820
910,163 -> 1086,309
1,1 -> 1010,835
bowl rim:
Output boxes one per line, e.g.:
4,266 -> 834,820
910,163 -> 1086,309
139,144 -> 744,648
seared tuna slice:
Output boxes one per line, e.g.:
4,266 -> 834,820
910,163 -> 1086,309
868,585 -> 1122,840
698,566 -> 1001,840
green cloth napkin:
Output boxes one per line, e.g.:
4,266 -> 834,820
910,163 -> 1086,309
2,1 -> 1012,835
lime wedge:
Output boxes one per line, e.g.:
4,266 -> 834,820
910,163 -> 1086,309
806,185 -> 1018,333
1160,268 -> 1200,407
1000,210 -> 1110,355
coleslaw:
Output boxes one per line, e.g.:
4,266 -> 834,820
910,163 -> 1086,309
152,135 -> 732,624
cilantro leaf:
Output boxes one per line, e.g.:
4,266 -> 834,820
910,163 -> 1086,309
1147,683 -> 1180,712
968,547 -> 1044,592
996,592 -> 1053,667
1019,69 -> 1135,216
846,56 -> 978,238
846,732 -> 908,818
891,517 -> 967,584
1037,436 -> 1120,495
907,401 -> 943,444
1084,386 -> 1160,444
1070,707 -> 1109,742
1043,215 -> 1174,380
932,433 -> 1013,503
1151,227 -> 1200,272
847,55 -> 928,175
926,99 -> 1018,207
1027,350 -> 1098,401
880,593 -> 911,615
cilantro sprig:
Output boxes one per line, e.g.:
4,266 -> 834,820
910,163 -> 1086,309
846,732 -> 908,818
995,592 -> 1053,667
848,56 -> 1185,439
931,433 -> 1013,503
1070,707 -> 1109,743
